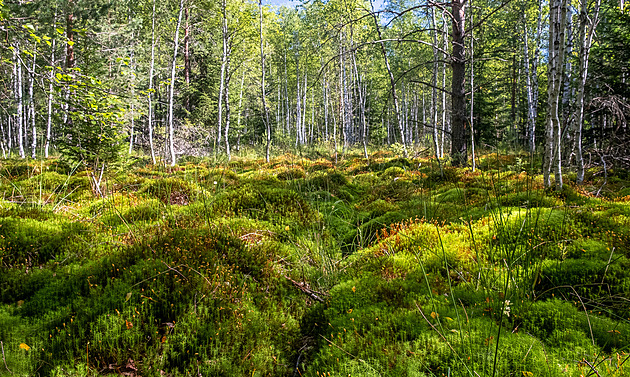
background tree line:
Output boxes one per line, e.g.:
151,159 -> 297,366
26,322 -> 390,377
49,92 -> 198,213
0,0 -> 628,187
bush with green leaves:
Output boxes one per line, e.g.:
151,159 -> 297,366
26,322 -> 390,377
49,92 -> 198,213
55,72 -> 127,173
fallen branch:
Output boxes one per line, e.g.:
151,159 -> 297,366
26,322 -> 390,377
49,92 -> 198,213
285,276 -> 327,303
1,341 -> 12,374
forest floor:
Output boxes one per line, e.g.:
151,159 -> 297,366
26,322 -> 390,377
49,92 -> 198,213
1,150 -> 629,376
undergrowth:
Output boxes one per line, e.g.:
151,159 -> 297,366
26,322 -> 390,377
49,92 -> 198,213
0,151 -> 629,376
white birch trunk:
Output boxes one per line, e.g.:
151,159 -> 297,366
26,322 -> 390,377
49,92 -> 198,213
217,1 -> 228,157
128,45 -> 135,155
46,36 -> 56,158
260,0 -> 272,162
29,45 -> 37,158
15,44 -> 25,159
544,0 -> 567,189
441,12 -> 449,159
431,7 -> 441,160
147,0 -> 157,164
168,0 -> 185,166
225,57 -> 231,161
470,3 -> 476,172
295,68 -> 302,147
303,73 -> 308,144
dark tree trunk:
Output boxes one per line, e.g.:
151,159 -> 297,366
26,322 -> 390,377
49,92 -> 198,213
450,0 -> 467,167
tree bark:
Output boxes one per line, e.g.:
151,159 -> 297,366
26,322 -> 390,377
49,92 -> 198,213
351,46 -> 368,159
430,7 -> 441,161
450,0 -> 467,167
14,44 -> 25,159
168,0 -> 185,166
575,0 -> 601,184
224,56 -> 231,161
469,2 -> 476,172
544,0 -> 567,189
147,0 -> 157,164
217,0 -> 228,158
46,36 -> 56,158
184,6 -> 190,113
441,12 -> 449,158
29,44 -> 37,158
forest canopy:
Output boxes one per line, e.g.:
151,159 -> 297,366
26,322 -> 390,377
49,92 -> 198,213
0,0 -> 629,177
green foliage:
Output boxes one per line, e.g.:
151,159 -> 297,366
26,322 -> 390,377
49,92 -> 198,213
56,75 -> 127,171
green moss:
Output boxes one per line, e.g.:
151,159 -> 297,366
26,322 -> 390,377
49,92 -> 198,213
139,177 -> 201,205
277,167 -> 306,180
0,216 -> 86,270
2,155 -> 630,376
211,184 -> 319,226
381,166 -> 406,179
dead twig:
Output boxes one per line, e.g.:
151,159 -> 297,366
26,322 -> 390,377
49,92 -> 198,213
285,276 -> 327,303
1,341 -> 12,374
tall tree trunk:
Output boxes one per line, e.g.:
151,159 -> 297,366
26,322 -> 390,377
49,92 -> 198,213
332,84 -> 338,163
295,68 -> 302,147
216,0 -> 228,158
46,36 -> 56,158
14,45 -> 25,159
469,2 -> 476,172
324,75 -> 329,142
237,70 -> 245,152
147,0 -> 157,164
351,48 -> 368,159
339,35 -> 349,155
430,7 -> 441,161
0,119 -> 7,158
544,0 -> 567,189
29,44 -> 37,159
523,22 -> 536,154
575,0 -> 601,184
450,0 -> 467,167
441,12 -> 449,158
370,0 -> 408,157
562,6 -> 574,163
529,0 -> 544,152
168,0 -> 185,166
128,44 -> 135,155
283,49 -> 290,135
225,57 -> 231,161
303,74 -> 308,145
184,6 -> 191,113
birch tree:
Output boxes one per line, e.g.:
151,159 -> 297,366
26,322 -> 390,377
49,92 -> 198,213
260,0 -> 272,163
147,0 -> 157,164
168,0 -> 185,166
544,0 -> 568,189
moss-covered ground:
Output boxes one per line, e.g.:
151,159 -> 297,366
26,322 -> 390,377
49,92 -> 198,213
1,151 -> 629,376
